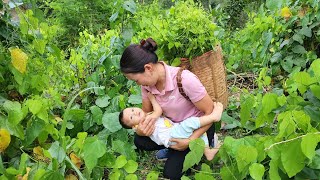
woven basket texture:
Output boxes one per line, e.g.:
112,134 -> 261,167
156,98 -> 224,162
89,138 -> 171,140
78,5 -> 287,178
181,45 -> 228,109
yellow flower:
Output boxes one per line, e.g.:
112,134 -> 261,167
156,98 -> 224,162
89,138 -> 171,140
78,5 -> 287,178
10,48 -> 28,73
0,128 -> 11,153
281,7 -> 292,19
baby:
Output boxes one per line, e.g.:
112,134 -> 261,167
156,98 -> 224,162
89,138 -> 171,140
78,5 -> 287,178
119,93 -> 223,160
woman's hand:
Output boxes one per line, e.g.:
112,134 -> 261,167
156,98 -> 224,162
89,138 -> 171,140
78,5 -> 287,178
135,114 -> 157,136
169,138 -> 190,151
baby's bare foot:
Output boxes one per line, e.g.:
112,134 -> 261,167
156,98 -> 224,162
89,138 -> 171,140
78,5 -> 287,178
204,142 -> 221,161
210,102 -> 224,122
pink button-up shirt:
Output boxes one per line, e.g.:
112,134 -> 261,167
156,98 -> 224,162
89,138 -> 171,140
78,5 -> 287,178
141,62 -> 207,122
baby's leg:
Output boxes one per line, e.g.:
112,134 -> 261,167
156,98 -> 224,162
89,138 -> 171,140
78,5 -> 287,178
199,102 -> 224,127
204,142 -> 221,161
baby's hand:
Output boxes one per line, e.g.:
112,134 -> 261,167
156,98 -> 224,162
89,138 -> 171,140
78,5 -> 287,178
147,92 -> 155,101
211,102 -> 224,122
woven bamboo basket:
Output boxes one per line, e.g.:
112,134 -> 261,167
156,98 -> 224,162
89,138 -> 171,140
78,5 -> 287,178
180,44 -> 228,109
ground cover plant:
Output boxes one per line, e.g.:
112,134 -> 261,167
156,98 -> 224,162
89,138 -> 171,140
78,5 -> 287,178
0,0 -> 320,179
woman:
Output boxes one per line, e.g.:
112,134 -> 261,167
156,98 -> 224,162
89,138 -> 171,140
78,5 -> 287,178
120,38 -> 216,179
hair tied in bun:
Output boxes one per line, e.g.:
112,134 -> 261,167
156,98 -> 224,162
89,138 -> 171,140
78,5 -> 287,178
140,39 -> 146,47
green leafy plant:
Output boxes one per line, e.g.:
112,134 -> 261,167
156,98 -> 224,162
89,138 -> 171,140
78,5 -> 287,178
132,0 -> 222,64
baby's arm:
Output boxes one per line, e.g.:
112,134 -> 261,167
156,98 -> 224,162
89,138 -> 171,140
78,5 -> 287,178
147,93 -> 162,118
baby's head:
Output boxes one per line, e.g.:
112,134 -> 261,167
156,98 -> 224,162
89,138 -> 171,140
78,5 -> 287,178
119,107 -> 146,129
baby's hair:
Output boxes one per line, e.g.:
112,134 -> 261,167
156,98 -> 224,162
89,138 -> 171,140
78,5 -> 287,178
119,110 -> 131,129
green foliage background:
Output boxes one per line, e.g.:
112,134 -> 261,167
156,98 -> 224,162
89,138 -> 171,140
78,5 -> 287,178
0,0 -> 320,179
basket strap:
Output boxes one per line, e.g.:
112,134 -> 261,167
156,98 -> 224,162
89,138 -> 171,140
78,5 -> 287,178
176,67 -> 191,101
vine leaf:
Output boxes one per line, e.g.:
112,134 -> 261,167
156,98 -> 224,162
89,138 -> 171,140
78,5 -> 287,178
281,140 -> 306,177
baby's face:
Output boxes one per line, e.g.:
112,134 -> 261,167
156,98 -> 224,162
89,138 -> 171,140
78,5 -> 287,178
122,107 -> 146,128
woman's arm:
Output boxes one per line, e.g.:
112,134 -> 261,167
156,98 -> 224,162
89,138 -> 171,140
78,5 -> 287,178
170,94 -> 214,151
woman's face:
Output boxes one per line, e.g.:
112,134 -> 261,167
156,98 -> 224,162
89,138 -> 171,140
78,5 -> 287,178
124,71 -> 156,86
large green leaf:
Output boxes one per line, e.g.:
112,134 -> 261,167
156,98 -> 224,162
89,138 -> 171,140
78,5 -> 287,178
311,59 -> 320,79
90,106 -> 103,125
292,45 -> 306,54
268,159 -> 281,180
260,32 -> 272,58
83,136 -> 106,172
146,171 -> 159,180
281,140 -> 306,177
183,138 -> 205,172
95,95 -> 111,108
262,93 -> 279,115
48,141 -> 66,163
114,155 -> 127,169
123,0 -> 136,14
249,163 -> 265,180
109,169 -> 121,180
240,95 -> 255,125
102,112 -> 121,133
310,85 -> 320,100
266,0 -> 283,11
41,170 -> 64,180
128,94 -> 142,105
125,174 -> 138,180
0,115 -> 24,139
292,110 -> 311,132
124,160 -> 138,173
194,164 -> 215,180
26,99 -> 42,115
64,109 -> 86,121
3,101 -> 23,125
24,119 -> 46,146
301,133 -> 320,160
236,145 -> 258,172
299,27 -> 312,37
277,111 -> 296,138
309,149 -> 320,169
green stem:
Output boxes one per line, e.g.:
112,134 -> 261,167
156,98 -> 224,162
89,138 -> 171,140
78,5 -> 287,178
0,154 -> 5,175
65,156 -> 86,180
264,132 -> 320,151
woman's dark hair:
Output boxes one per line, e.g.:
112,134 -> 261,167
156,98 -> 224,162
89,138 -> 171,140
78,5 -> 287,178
120,38 -> 158,74
119,110 -> 131,129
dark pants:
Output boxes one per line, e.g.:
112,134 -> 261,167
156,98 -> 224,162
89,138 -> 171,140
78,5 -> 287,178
134,124 -> 215,179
